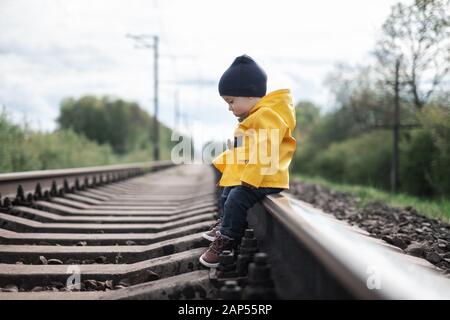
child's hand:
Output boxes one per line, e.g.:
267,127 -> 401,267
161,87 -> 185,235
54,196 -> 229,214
227,139 -> 233,149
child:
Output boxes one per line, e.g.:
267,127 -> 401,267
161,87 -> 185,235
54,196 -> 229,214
199,54 -> 296,268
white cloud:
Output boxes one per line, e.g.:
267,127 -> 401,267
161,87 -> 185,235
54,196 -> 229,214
0,0 -> 400,149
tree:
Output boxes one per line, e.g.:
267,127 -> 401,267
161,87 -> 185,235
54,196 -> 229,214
294,100 -> 321,140
374,0 -> 450,110
325,64 -> 398,130
57,95 -> 173,156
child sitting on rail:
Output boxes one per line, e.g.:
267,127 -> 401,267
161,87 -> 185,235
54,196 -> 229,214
199,54 -> 297,268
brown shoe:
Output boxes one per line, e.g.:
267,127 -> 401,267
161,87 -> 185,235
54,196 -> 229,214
199,232 -> 234,268
202,219 -> 221,242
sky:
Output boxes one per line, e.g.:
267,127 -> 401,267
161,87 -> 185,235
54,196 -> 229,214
0,0 -> 401,149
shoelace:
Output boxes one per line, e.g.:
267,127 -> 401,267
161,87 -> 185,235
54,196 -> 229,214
209,236 -> 226,254
209,219 -> 221,231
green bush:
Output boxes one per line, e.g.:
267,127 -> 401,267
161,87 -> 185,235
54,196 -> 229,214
307,130 -> 392,189
293,104 -> 450,198
399,128 -> 436,197
0,111 -> 137,173
424,106 -> 450,197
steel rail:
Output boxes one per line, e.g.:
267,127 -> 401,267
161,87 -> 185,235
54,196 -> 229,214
257,192 -> 450,299
0,161 -> 174,206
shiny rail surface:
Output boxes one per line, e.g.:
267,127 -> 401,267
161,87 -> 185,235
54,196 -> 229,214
248,192 -> 450,299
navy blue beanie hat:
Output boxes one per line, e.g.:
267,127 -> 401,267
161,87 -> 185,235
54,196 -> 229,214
218,54 -> 267,97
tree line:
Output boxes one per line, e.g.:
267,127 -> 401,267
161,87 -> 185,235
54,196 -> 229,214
291,0 -> 449,198
57,95 -> 176,159
0,95 -> 177,173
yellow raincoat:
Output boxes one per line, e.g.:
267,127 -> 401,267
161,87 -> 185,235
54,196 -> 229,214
212,89 -> 296,188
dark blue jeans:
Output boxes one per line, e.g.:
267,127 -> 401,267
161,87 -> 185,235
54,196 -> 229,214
218,186 -> 283,241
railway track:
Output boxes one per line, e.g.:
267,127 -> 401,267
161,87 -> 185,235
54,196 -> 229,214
0,161 -> 449,300
0,162 -> 218,299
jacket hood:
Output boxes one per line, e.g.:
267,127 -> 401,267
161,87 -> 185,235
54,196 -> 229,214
247,89 -> 296,131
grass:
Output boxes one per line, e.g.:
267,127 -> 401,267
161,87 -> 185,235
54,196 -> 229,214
293,173 -> 450,223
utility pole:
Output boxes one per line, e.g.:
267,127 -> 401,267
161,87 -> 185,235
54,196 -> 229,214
174,90 -> 180,130
391,58 -> 400,193
126,33 -> 160,161
153,35 -> 159,161
370,56 -> 420,194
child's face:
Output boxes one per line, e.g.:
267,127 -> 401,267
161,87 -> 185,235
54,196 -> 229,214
222,96 -> 259,118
